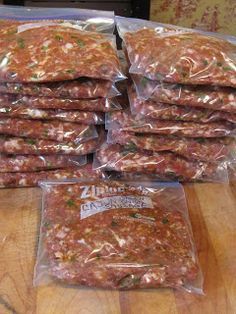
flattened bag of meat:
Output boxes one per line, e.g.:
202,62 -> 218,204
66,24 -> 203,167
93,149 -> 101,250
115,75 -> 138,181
107,130 -> 235,162
132,75 -> 236,114
0,106 -> 105,125
0,164 -> 103,188
128,84 -> 236,123
106,110 -> 235,138
0,118 -> 97,143
0,94 -> 121,112
0,78 -> 119,99
0,154 -> 86,172
117,17 -> 236,87
34,179 -> 202,292
95,144 -> 228,182
0,24 -> 124,82
0,128 -> 105,155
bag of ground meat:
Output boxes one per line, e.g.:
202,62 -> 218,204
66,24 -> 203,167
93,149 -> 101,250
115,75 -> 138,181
0,5 -> 115,33
0,79 -> 120,99
106,110 -> 235,138
0,154 -> 86,172
128,84 -> 236,124
0,164 -> 104,188
0,94 -> 121,112
0,106 -> 105,125
117,17 -> 236,87
94,144 -> 228,182
0,23 -> 124,83
0,118 -> 98,144
132,75 -> 236,114
107,130 -> 236,162
34,179 -> 203,293
0,128 -> 105,156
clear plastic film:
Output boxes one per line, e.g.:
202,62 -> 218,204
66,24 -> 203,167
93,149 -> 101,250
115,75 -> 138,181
34,179 -> 203,293
0,94 -> 121,112
0,106 -> 105,125
0,5 -> 115,33
107,130 -> 236,163
0,118 -> 98,144
106,110 -> 235,138
0,163 -> 104,188
128,83 -> 236,124
0,21 -> 125,83
116,16 -> 236,87
0,154 -> 87,172
132,75 -> 236,114
0,79 -> 120,99
94,143 -> 228,182
0,128 -> 105,156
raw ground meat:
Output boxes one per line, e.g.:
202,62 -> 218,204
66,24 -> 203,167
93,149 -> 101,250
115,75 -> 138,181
124,28 -> 236,87
0,94 -> 120,112
0,106 -> 104,124
108,130 -> 234,162
36,180 -> 199,290
132,76 -> 236,114
0,164 -> 103,188
96,144 -> 227,181
107,111 -> 234,138
0,78 -> 115,99
0,129 -> 105,155
0,154 -> 84,172
0,24 -> 122,82
129,85 -> 236,123
0,118 -> 97,143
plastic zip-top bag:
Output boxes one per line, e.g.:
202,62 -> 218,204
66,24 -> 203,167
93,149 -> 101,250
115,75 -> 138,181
116,16 -> 236,87
0,5 -> 116,33
34,179 -> 203,293
0,163 -> 105,188
106,110 -> 235,138
94,144 -> 228,182
0,9 -> 125,83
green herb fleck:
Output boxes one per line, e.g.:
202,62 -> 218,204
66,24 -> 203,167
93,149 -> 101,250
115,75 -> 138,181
130,213 -> 139,218
111,220 -> 118,227
42,45 -> 49,51
196,138 -> 206,143
44,221 -> 51,228
26,139 -> 36,145
66,69 -> 75,74
119,275 -> 140,289
66,199 -> 75,207
96,253 -> 101,259
216,61 -> 222,67
31,73 -> 38,80
43,129 -> 49,137
77,39 -> 85,47
202,59 -> 209,66
121,142 -> 137,156
162,218 -> 169,224
55,34 -> 63,41
7,29 -> 17,35
17,38 -> 25,49
223,66 -> 232,71
140,77 -> 149,87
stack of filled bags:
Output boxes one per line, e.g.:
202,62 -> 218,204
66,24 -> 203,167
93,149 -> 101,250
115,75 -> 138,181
0,9 -> 124,187
95,17 -> 236,182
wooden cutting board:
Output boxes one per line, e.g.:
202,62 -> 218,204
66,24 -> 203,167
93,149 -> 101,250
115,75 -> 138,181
0,183 -> 235,314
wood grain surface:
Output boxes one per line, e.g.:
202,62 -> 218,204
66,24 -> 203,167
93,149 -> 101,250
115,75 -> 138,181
0,183 -> 235,314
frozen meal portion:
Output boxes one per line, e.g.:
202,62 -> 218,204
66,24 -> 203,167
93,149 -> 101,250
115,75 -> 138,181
35,180 -> 202,292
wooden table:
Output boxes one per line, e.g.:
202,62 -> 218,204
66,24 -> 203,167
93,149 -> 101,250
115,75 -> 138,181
0,183 -> 235,314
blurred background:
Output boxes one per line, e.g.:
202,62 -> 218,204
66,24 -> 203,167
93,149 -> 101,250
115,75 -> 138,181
1,0 -> 235,35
